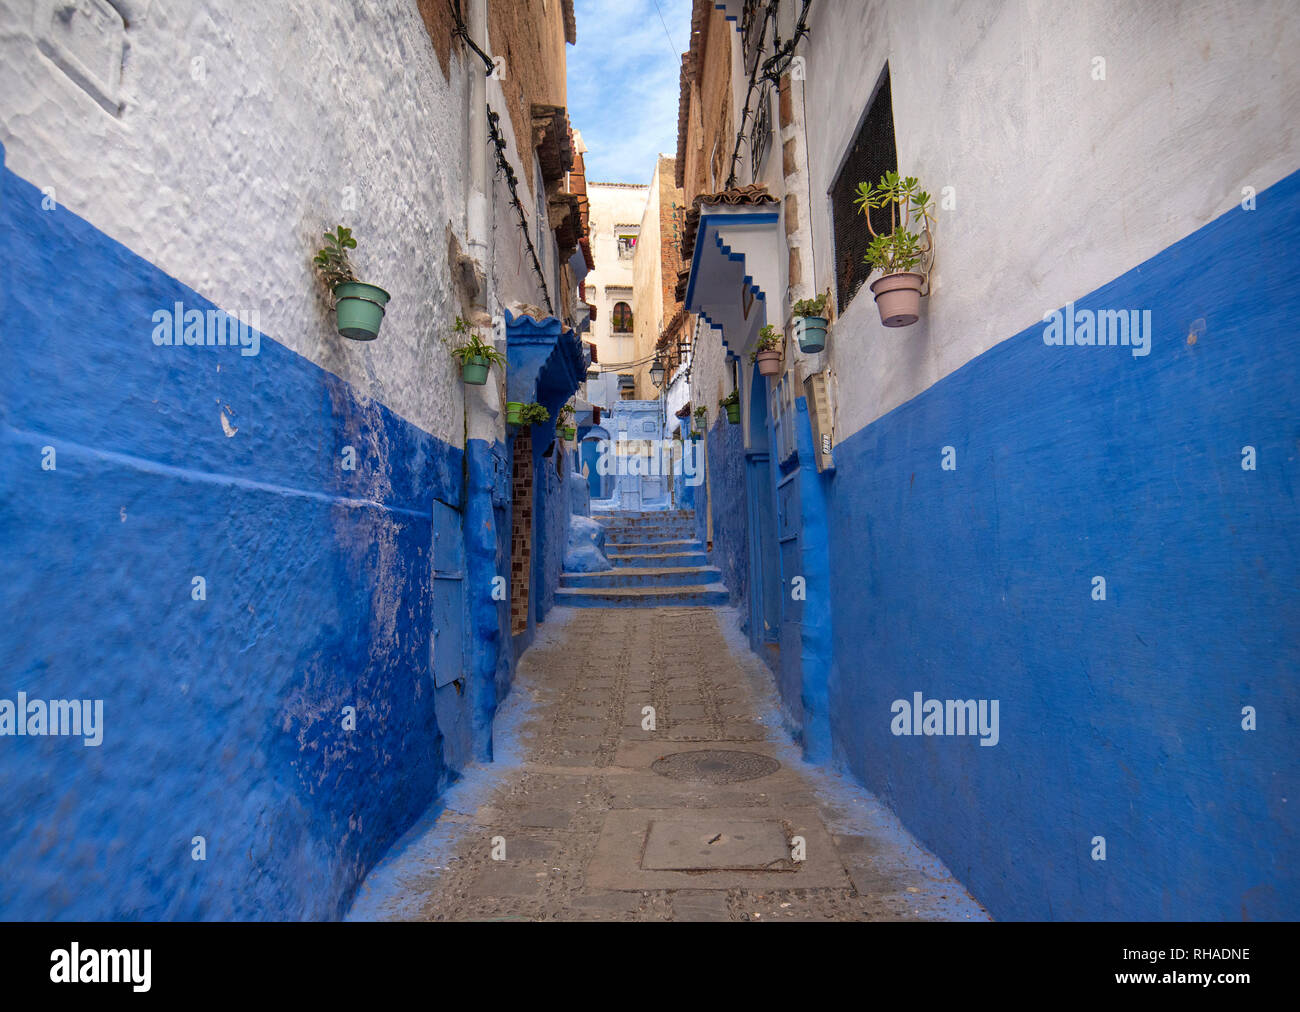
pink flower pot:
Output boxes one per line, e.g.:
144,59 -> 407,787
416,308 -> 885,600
756,349 -> 783,376
869,271 -> 925,327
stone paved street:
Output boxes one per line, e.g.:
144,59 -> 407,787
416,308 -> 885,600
349,605 -> 990,922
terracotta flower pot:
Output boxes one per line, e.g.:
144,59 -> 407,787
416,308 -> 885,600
869,272 -> 924,327
756,349 -> 782,376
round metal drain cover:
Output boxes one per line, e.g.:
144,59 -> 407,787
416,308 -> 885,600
651,749 -> 780,784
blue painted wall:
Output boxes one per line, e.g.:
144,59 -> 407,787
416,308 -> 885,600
0,148 -> 463,919
465,437 -> 511,762
825,168 -> 1300,920
702,415 -> 750,616
773,398 -> 833,764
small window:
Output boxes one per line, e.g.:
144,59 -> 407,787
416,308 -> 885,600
617,233 -> 638,260
612,302 -> 633,333
830,64 -> 898,314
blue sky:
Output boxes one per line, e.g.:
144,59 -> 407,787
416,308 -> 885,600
567,0 -> 694,184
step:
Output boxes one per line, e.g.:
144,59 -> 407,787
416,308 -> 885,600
608,551 -> 709,568
553,583 -> 730,608
605,539 -> 701,555
602,531 -> 697,546
560,565 -> 723,589
594,516 -> 695,527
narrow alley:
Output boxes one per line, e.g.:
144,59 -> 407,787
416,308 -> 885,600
351,533 -> 986,921
1,0 -> 1295,972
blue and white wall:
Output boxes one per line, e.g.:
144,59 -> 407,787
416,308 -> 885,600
0,0 -> 565,919
698,0 -> 1300,918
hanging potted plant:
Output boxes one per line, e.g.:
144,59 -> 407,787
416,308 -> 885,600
689,428 -> 703,441
720,389 -> 741,424
448,316 -> 505,385
693,405 -> 707,428
558,403 -> 576,440
751,324 -> 783,377
313,225 -> 391,340
519,402 -> 549,428
854,171 -> 934,328
792,290 -> 831,353
505,401 -> 524,425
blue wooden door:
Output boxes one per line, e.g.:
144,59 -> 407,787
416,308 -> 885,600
431,500 -> 466,688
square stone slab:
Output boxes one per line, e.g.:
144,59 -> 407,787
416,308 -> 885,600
643,818 -> 789,870
586,807 -> 850,891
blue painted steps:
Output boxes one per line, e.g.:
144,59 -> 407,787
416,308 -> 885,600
558,510 -> 725,607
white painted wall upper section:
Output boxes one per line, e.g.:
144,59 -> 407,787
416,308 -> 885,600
585,182 -> 648,369
790,0 -> 1300,441
0,0 -> 557,444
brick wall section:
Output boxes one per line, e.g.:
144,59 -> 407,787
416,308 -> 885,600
678,2 -> 734,197
658,155 -> 685,334
415,0 -> 455,79
510,430 -> 534,637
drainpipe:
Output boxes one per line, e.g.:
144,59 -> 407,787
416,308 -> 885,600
465,0 -> 490,312
459,0 -> 501,764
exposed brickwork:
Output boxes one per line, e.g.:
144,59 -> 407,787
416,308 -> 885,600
415,0 -> 455,80
678,2 -> 734,197
510,431 -> 534,637
488,0 -> 570,199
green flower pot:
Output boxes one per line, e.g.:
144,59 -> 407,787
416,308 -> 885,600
461,355 -> 491,386
561,425 -> 576,440
506,401 -> 524,425
725,403 -> 740,424
795,315 -> 828,353
333,282 -> 391,340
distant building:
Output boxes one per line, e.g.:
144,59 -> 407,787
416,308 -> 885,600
583,181 -> 650,408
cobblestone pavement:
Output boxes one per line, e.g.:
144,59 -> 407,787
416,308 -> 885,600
349,606 -> 990,922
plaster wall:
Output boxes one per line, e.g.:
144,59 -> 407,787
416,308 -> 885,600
796,0 -> 1300,442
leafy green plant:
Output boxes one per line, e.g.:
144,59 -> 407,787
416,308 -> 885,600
719,389 -> 739,409
520,402 -> 550,426
693,405 -> 707,419
558,402 -> 574,422
749,324 -> 782,362
312,225 -> 358,291
792,290 -> 830,318
853,171 -> 935,275
689,429 -> 703,439
447,316 -> 506,366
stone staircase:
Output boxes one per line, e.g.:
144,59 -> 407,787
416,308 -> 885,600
555,510 -> 728,607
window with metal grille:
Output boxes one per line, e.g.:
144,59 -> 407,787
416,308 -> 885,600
751,83 -> 772,181
829,64 -> 898,314
612,302 -> 633,333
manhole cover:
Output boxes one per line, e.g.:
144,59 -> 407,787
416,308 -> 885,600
651,749 -> 780,784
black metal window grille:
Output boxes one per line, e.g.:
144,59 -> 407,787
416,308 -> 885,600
751,83 -> 772,181
612,302 -> 633,333
829,64 -> 898,314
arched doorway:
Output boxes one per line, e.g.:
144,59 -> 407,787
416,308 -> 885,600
581,425 -> 611,500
